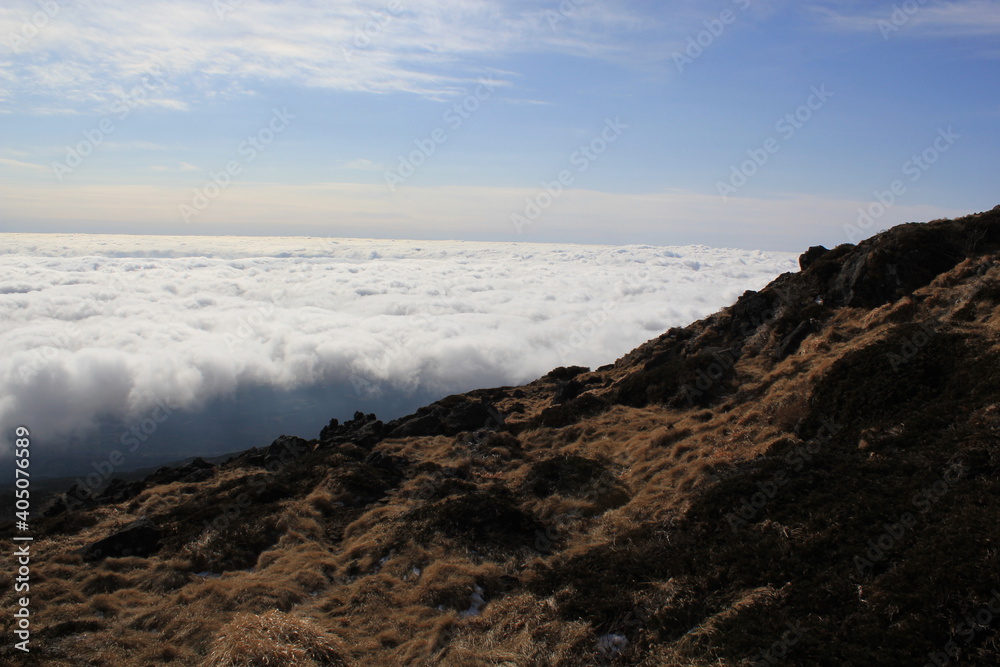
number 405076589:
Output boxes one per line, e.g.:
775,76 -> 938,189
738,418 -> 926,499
14,426 -> 30,525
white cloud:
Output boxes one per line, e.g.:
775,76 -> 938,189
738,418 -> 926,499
105,141 -> 170,151
0,157 -> 46,171
816,0 -> 1000,37
500,98 -> 556,106
0,0 -> 668,114
0,234 -> 798,456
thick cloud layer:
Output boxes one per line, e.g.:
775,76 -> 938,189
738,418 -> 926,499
0,234 -> 797,467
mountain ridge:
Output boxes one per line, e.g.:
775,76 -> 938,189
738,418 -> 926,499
7,206 -> 1000,666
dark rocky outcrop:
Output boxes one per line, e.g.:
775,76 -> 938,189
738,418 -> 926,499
385,396 -> 505,438
83,516 -> 162,560
798,244 -> 829,270
96,477 -> 146,505
553,379 -> 585,404
143,457 -> 216,485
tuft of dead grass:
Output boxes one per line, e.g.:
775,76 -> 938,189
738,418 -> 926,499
205,609 -> 350,667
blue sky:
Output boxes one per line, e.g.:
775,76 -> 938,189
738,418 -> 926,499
1,0 -> 998,250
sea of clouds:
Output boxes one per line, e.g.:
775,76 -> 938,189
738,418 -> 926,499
0,234 -> 797,476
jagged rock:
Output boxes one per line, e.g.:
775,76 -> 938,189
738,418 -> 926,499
386,396 -> 505,438
97,477 -> 146,505
264,436 -> 310,464
144,457 -> 216,486
553,379 -> 584,404
544,366 -> 589,382
729,289 -> 780,339
818,219 -> 1000,307
319,411 -> 385,448
799,245 -> 830,270
43,483 -> 97,517
83,516 -> 162,560
774,319 -> 816,359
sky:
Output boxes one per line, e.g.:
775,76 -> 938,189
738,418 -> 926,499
0,0 -> 997,251
0,234 -> 795,476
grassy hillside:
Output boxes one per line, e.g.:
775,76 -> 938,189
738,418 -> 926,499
4,207 -> 1000,666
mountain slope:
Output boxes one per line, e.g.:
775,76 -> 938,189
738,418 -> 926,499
5,207 -> 1000,666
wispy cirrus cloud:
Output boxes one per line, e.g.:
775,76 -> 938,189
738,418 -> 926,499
150,162 -> 200,172
0,157 -> 46,171
815,0 -> 1000,37
342,158 -> 385,171
105,141 -> 171,151
0,0 -> 664,115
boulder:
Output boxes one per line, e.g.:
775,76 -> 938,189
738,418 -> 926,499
83,516 -> 162,560
799,245 -> 829,270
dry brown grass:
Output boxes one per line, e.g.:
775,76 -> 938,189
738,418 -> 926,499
11,214 -> 1000,666
205,610 -> 349,667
